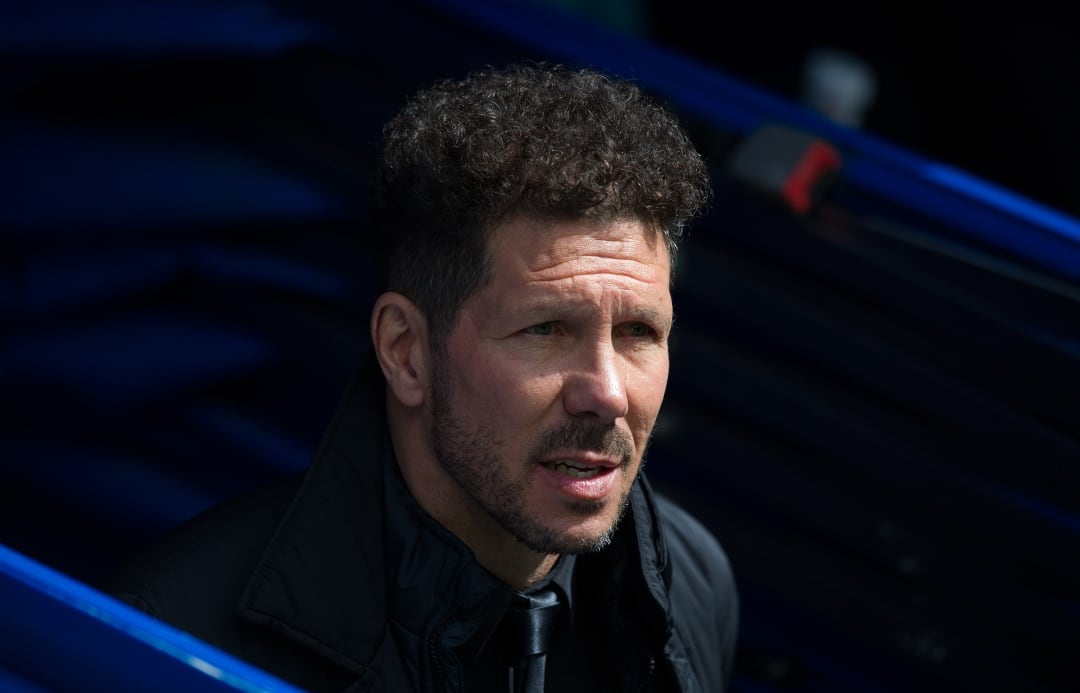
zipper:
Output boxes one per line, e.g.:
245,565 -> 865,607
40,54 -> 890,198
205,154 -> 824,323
615,604 -> 660,692
635,655 -> 656,693
427,617 -> 451,693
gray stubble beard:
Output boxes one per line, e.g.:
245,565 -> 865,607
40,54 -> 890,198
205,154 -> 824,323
429,357 -> 641,556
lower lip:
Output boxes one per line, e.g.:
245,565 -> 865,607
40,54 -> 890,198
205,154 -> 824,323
536,463 -> 619,501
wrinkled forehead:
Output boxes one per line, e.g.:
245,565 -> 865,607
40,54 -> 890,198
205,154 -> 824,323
484,214 -> 669,267
480,216 -> 673,303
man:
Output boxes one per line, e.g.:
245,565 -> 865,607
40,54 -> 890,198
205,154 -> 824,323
105,62 -> 738,692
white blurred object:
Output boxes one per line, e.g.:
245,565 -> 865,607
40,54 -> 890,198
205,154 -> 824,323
802,47 -> 878,127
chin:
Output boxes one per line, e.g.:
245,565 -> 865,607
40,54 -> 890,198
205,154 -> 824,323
565,518 -> 624,554
519,507 -> 625,555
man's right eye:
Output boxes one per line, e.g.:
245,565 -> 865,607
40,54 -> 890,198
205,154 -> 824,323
523,322 -> 556,336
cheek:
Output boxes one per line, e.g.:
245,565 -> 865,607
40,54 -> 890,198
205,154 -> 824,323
630,346 -> 669,387
629,364 -> 669,431
449,351 -> 547,417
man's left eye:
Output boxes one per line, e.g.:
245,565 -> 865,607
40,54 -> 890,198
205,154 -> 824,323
622,323 -> 655,338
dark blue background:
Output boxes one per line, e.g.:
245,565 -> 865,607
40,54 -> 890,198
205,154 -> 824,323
3,1 -> 1078,691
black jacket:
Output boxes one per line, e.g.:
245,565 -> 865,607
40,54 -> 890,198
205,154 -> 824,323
105,366 -> 739,692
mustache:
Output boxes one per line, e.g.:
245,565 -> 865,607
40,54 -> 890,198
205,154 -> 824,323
530,420 -> 634,465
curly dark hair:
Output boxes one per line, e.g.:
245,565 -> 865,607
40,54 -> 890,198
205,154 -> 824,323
373,61 -> 711,346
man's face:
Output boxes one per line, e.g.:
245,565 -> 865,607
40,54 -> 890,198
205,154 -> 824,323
430,216 -> 672,555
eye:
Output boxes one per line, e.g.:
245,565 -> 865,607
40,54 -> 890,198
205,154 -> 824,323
619,322 -> 657,339
523,322 -> 557,336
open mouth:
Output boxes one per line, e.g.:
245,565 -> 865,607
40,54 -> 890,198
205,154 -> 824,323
543,461 -> 607,479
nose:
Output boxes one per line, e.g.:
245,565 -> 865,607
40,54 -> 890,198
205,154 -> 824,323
563,339 -> 629,421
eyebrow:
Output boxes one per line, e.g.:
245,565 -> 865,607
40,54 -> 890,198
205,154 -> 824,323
509,300 -> 673,329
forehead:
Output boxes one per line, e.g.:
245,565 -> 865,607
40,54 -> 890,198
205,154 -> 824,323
484,216 -> 671,288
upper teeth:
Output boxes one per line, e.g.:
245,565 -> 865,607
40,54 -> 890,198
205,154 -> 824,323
551,462 -> 601,478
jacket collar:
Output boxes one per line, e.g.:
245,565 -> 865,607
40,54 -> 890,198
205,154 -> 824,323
237,358 -> 392,676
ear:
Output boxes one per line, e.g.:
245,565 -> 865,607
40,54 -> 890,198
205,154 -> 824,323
370,292 -> 430,408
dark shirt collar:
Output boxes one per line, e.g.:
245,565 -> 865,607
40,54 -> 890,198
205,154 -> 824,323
450,542 -> 578,667
524,552 -> 575,632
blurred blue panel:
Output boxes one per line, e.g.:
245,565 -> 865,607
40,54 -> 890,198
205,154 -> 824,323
0,2 -> 331,58
12,248 -> 183,315
192,246 -> 353,299
845,156 -> 1080,283
0,542 -> 304,692
0,668 -> 50,693
923,163 -> 1080,244
2,439 -> 219,532
0,122 -> 339,235
185,402 -> 314,475
9,314 -> 274,411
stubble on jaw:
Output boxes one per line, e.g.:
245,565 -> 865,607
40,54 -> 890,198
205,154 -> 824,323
429,360 -> 641,556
